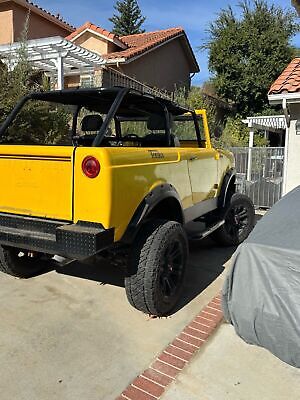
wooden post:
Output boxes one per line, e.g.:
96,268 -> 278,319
56,55 -> 64,90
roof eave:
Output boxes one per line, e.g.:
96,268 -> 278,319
179,33 -> 200,73
0,0 -> 75,32
105,33 -> 200,73
268,92 -> 300,105
105,57 -> 126,64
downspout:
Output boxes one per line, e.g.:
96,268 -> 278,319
282,98 -> 290,195
282,98 -> 291,128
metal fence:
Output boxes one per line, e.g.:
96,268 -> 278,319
231,147 -> 285,208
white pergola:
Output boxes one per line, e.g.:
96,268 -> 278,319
242,115 -> 287,180
0,36 -> 106,89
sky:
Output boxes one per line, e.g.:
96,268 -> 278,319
35,0 -> 300,86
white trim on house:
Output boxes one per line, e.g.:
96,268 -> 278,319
242,115 -> 287,181
268,93 -> 300,105
242,115 -> 287,133
0,36 -> 105,89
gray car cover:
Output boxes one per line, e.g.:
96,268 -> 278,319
223,186 -> 300,367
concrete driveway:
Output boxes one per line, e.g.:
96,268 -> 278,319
0,238 -> 235,400
162,322 -> 300,400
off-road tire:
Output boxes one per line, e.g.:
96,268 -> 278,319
211,193 -> 255,246
125,220 -> 188,316
0,246 -> 46,278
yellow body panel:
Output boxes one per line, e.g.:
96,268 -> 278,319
0,146 -> 74,220
74,147 -> 194,241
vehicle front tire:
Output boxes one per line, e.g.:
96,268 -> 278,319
125,220 -> 188,316
0,246 -> 48,278
211,193 -> 255,246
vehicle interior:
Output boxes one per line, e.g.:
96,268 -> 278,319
0,87 -> 207,148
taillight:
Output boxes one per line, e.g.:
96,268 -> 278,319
82,156 -> 100,178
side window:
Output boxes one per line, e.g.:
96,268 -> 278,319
121,119 -> 148,137
173,115 -> 206,147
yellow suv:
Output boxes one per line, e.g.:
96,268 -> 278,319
0,87 -> 254,316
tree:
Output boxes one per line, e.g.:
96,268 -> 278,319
109,0 -> 146,36
0,43 -> 71,145
204,0 -> 299,117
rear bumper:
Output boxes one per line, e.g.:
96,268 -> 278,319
0,213 -> 114,259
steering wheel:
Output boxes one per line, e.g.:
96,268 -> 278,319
123,134 -> 140,141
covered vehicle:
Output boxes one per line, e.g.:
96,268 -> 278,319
223,186 -> 300,367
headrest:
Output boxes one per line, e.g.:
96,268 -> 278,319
81,115 -> 103,131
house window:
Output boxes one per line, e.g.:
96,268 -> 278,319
80,75 -> 94,88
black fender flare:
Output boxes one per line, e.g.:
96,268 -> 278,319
121,183 -> 184,244
218,168 -> 236,208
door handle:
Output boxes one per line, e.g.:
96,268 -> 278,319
189,156 -> 198,161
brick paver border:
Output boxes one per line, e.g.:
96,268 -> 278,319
116,293 -> 223,400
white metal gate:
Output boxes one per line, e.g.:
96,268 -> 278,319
231,147 -> 285,208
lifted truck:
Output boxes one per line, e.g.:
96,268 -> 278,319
0,87 -> 254,316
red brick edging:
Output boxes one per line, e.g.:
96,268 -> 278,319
116,293 -> 223,400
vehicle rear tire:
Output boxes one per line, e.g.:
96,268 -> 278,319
125,220 -> 188,316
211,193 -> 255,246
0,246 -> 47,278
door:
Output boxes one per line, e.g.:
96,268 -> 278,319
188,148 -> 219,204
173,113 -> 219,205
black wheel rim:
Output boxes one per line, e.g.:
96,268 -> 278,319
225,204 -> 250,239
159,240 -> 184,299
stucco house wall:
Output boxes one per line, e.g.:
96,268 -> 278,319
0,3 -> 13,44
118,38 -> 191,92
75,32 -> 119,56
282,104 -> 300,194
0,1 -> 72,45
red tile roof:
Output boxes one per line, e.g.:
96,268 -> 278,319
66,21 -> 122,44
269,58 -> 300,95
105,27 -> 185,61
66,23 -> 199,72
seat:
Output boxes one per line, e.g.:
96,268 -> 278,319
142,114 -> 180,147
75,114 -> 103,146
81,114 -> 103,132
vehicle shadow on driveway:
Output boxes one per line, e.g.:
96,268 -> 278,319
174,237 -> 236,313
54,236 -> 236,313
56,257 -> 126,288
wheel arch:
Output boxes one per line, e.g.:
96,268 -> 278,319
121,184 -> 184,244
219,168 -> 236,208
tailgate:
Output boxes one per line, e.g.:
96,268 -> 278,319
0,146 -> 75,221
